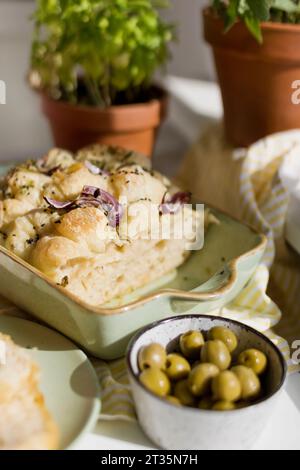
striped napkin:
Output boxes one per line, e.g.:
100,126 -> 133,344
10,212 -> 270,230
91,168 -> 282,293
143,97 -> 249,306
1,128 -> 300,421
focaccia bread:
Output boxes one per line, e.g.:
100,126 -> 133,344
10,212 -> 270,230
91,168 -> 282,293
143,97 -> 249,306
0,145 -> 206,306
0,333 -> 58,450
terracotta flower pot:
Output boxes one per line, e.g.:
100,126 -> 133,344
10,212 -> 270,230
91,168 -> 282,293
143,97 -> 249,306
203,8 -> 300,147
41,87 -> 168,157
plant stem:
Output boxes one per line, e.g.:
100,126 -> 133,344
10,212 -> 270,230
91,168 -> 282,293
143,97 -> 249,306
84,76 -> 106,108
102,64 -> 112,108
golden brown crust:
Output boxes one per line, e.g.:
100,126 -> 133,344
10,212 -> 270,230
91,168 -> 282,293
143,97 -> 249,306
56,207 -> 107,241
31,236 -> 87,272
50,164 -> 110,200
111,165 -> 166,203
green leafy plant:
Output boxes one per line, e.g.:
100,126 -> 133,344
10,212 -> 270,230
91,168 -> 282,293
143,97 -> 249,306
30,0 -> 174,107
212,0 -> 300,42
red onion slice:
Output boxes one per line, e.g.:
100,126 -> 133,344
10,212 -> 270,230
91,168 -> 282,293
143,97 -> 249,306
169,191 -> 192,205
84,161 -> 110,176
43,196 -> 74,210
108,203 -> 124,228
81,186 -> 123,227
44,186 -> 124,228
160,191 -> 192,215
81,186 -> 98,197
81,186 -> 115,204
75,197 -> 104,209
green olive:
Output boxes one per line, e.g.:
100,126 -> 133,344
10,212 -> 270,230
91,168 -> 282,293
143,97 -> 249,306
165,353 -> 191,382
208,326 -> 238,353
179,330 -> 205,359
174,380 -> 197,406
212,401 -> 236,411
231,366 -> 261,400
165,396 -> 181,406
138,343 -> 167,371
201,340 -> 231,370
198,397 -> 214,410
211,371 -> 241,402
191,360 -> 202,370
188,363 -> 219,397
237,349 -> 267,376
139,368 -> 171,397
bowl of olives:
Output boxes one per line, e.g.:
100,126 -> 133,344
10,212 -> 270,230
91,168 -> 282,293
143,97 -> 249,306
126,315 -> 287,450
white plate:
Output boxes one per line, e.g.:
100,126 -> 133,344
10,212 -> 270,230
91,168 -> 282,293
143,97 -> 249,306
0,316 -> 100,450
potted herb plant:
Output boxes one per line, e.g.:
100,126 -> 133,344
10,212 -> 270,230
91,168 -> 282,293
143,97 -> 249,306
29,0 -> 174,157
203,1 -> 300,147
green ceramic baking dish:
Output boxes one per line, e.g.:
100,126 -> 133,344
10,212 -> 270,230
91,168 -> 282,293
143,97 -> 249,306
0,203 -> 266,359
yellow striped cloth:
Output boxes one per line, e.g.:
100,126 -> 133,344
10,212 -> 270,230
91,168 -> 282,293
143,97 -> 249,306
238,130 -> 300,376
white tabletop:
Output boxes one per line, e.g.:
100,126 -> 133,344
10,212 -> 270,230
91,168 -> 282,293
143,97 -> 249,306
75,373 -> 300,450
72,77 -> 300,451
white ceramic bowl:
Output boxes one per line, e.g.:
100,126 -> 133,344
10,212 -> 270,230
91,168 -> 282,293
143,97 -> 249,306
127,315 -> 287,450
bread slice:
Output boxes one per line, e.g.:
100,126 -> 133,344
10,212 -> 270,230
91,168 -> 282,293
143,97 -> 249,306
0,334 -> 38,403
0,333 -> 59,450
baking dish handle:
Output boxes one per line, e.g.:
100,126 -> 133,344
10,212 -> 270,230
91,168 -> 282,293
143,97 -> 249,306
157,264 -> 237,316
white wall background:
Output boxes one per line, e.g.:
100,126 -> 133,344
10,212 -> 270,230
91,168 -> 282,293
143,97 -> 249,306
163,0 -> 215,80
0,1 -> 52,161
0,0 -> 215,162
